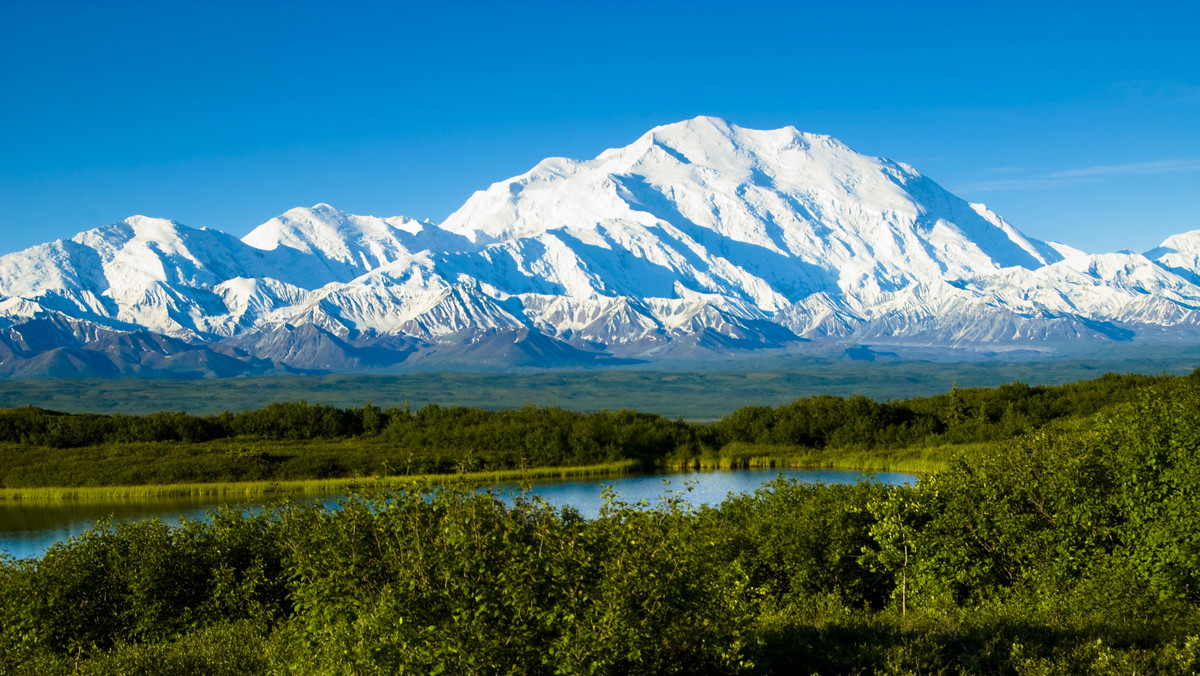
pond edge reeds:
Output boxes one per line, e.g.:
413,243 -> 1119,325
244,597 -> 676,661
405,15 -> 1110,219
0,460 -> 639,503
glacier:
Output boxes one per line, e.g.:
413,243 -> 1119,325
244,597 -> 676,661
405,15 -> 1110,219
1,116 -> 1198,377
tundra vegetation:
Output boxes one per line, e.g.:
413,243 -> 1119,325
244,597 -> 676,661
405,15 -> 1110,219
0,371 -> 1161,494
1,371 -> 1199,673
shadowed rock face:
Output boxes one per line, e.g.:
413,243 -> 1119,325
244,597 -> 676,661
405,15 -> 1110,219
2,117 -> 1199,377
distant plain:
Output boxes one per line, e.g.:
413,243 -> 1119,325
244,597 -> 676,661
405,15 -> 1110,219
2,351 -> 1195,420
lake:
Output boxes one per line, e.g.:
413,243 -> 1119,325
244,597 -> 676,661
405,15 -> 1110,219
0,468 -> 915,560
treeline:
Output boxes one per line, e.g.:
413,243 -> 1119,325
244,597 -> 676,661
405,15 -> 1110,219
0,371 -> 1174,488
712,371 -> 1163,449
0,401 -> 697,461
0,406 -> 700,487
3,374 -> 1200,673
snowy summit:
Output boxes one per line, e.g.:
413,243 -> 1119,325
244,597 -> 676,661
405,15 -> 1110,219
1,117 -> 1198,376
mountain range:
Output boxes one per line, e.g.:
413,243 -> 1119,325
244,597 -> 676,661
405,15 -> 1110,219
2,116 -> 1199,378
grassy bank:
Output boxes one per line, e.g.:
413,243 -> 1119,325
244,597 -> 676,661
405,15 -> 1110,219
0,460 -> 638,503
0,448 -> 938,504
0,448 -> 932,503
667,440 -> 969,474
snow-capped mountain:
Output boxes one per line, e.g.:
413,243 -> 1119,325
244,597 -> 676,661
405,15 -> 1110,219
1,116 -> 1198,377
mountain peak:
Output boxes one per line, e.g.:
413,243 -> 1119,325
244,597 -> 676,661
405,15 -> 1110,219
1154,229 -> 1200,255
243,204 -> 353,253
642,116 -> 849,161
2,118 -> 1198,376
650,115 -> 735,139
284,203 -> 343,220
636,116 -> 744,166
64,215 -> 193,252
241,203 -> 433,283
439,118 -> 1070,310
123,214 -> 181,228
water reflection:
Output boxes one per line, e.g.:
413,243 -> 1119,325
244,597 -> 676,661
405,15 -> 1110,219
1,468 -> 913,560
494,468 -> 914,518
0,494 -> 312,562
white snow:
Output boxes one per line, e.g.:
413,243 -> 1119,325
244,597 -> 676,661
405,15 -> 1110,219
3,116 -> 1200,365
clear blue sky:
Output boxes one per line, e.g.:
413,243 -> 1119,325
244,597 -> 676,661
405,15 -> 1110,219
2,0 -> 1197,256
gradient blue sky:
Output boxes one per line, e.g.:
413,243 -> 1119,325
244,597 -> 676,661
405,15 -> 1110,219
2,0 -> 1197,256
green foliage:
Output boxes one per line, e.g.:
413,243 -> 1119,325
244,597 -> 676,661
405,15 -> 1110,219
1,509 -> 288,661
865,372 -> 1200,653
2,487 -> 760,674
0,369 -> 1168,491
2,619 -> 271,676
0,404 -> 706,489
4,450 -> 1200,674
274,487 -> 756,675
712,371 -> 1160,453
4,368 -> 1200,673
717,479 -> 890,612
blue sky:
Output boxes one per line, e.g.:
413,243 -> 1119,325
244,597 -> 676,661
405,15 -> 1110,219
2,0 -> 1197,255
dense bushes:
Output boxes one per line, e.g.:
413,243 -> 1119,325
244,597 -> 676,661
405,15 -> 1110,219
4,471 -> 1198,673
0,487 -> 762,674
1,509 -> 289,657
6,369 -> 1200,673
897,375 -> 1200,622
7,453 -> 1200,672
5,370 -> 1200,671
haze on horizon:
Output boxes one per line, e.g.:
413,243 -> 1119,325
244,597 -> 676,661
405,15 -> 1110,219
1,0 -> 1197,256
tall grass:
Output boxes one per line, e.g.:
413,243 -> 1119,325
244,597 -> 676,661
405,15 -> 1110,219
666,441 -> 986,474
0,460 -> 638,503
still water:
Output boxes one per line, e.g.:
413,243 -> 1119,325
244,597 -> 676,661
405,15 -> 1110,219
0,468 -> 914,560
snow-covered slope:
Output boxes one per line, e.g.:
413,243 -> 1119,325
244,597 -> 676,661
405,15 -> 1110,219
1,117 -> 1198,376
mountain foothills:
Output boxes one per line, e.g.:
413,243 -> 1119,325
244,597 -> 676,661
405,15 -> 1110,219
3,117 -> 1200,377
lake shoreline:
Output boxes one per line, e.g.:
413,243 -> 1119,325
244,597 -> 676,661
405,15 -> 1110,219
0,450 -> 939,503
1,467 -> 917,561
0,460 -> 639,503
